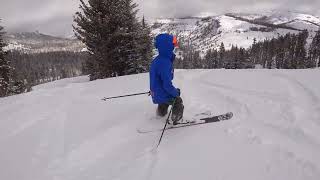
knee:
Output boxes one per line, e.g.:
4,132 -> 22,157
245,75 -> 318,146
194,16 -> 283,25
175,97 -> 183,105
157,104 -> 168,117
157,110 -> 167,117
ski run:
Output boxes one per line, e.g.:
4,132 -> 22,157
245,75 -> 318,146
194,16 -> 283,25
1,69 -> 320,180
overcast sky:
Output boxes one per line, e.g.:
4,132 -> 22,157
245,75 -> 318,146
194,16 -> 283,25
0,0 -> 319,37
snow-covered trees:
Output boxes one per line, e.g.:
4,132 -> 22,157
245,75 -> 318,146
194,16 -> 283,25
247,31 -> 309,69
73,0 -> 152,81
138,16 -> 153,72
203,49 -> 218,69
176,31 -> 314,69
295,30 -> 308,68
218,42 -> 225,68
7,51 -> 86,90
0,20 -> 12,97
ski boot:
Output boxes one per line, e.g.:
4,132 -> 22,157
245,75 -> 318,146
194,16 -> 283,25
171,114 -> 183,125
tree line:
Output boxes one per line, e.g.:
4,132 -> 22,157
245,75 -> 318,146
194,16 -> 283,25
0,20 -> 11,97
4,18 -> 88,97
7,51 -> 87,93
1,20 -> 87,97
176,29 -> 320,69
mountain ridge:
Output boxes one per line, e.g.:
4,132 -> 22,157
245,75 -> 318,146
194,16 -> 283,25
150,11 -> 320,55
4,11 -> 320,54
4,31 -> 84,53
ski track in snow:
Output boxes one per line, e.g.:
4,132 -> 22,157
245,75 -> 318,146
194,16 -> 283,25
177,70 -> 320,179
1,70 -> 320,180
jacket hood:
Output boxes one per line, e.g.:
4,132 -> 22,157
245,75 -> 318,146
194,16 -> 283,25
155,34 -> 175,59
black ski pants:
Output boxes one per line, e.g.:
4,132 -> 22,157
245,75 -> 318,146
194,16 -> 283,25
157,97 -> 184,121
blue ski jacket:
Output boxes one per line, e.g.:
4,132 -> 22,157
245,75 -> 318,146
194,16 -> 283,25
149,34 -> 179,104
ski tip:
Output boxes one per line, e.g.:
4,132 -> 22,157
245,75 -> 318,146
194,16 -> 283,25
227,112 -> 233,118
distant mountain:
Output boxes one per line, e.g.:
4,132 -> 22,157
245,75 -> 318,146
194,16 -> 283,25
150,11 -> 320,55
3,31 -> 85,53
4,11 -> 320,56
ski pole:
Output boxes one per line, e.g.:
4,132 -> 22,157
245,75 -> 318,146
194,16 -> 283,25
102,91 -> 150,101
156,99 -> 176,148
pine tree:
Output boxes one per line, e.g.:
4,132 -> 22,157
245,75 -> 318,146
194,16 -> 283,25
275,35 -> 285,68
181,41 -> 195,69
0,20 -> 12,97
142,15 -> 146,29
204,49 -> 218,69
250,38 -> 257,65
288,34 -> 297,69
282,33 -> 291,69
212,50 -> 218,68
218,42 -> 225,68
230,45 -> 239,69
204,49 -> 211,68
295,30 -> 308,68
310,28 -> 320,67
238,47 -> 247,68
137,16 -> 153,72
73,0 -> 150,80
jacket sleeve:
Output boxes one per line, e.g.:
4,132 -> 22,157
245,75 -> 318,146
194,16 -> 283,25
159,62 -> 179,97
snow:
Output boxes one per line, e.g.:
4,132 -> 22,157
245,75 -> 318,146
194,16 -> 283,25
210,15 -> 299,50
154,18 -> 173,24
195,12 -> 216,18
232,13 -> 265,21
1,69 -> 320,180
218,15 -> 246,32
295,13 -> 320,25
3,41 -> 31,52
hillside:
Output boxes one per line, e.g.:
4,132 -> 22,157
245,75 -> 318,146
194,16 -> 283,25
1,69 -> 320,180
151,11 -> 320,54
3,32 -> 85,53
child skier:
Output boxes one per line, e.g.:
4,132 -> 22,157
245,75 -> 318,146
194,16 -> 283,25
149,34 -> 184,125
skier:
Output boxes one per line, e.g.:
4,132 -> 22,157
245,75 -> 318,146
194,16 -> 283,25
149,33 -> 184,125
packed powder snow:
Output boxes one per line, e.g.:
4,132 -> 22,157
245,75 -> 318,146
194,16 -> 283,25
0,69 -> 320,180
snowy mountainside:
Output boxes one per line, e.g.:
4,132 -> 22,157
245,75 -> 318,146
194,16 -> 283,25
151,11 -> 320,54
1,70 -> 320,180
4,32 -> 85,53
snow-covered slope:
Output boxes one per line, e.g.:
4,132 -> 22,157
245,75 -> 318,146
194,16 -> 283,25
1,69 -> 320,180
151,11 -> 320,54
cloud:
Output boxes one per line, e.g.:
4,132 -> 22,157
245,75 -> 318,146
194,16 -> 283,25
136,0 -> 320,18
0,0 -> 78,36
0,0 -> 319,37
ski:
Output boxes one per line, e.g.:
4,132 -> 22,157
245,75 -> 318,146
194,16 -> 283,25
137,112 -> 233,134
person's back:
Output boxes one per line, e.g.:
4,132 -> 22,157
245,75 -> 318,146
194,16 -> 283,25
149,34 -> 184,124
